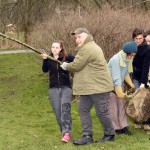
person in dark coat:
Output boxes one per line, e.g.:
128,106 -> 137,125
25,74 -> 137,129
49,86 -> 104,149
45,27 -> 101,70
145,30 -> 150,82
144,30 -> 150,133
132,28 -> 150,130
41,40 -> 74,143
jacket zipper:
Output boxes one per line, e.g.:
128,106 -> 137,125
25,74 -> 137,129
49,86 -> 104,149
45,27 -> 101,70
62,73 -> 68,78
57,63 -> 60,88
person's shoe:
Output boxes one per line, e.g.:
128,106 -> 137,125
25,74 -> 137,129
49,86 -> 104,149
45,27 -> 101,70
73,135 -> 94,145
143,125 -> 150,131
134,123 -> 142,129
95,134 -> 115,143
61,133 -> 70,143
121,127 -> 132,135
115,129 -> 122,135
147,131 -> 150,135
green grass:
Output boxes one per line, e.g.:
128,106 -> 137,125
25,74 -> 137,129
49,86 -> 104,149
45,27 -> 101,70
0,53 -> 150,150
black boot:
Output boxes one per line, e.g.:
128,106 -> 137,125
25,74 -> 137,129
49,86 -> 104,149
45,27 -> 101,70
73,135 -> 94,145
115,129 -> 122,135
121,127 -> 132,135
96,134 -> 115,143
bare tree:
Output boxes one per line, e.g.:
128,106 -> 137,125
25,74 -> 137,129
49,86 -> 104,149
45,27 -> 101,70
0,0 -> 59,43
142,0 -> 150,11
0,0 -> 150,46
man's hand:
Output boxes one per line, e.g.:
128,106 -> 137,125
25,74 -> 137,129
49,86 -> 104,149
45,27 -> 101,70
60,62 -> 68,70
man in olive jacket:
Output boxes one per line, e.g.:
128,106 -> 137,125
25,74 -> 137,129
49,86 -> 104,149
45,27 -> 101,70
61,28 -> 115,145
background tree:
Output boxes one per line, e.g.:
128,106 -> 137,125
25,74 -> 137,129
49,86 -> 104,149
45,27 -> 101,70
0,0 -> 150,50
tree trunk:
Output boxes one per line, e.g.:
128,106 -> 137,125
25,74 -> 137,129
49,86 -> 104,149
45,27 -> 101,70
24,25 -> 30,44
142,0 -> 148,11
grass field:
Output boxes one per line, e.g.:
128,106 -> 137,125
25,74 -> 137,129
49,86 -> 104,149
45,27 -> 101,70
0,53 -> 150,150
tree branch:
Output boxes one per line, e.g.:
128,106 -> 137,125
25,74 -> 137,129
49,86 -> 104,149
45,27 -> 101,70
0,32 -> 62,64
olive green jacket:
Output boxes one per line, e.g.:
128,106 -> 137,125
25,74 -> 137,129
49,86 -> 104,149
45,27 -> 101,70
66,35 -> 114,95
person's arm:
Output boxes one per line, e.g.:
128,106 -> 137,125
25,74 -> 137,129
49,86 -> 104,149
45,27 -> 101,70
124,75 -> 135,89
115,86 -> 126,99
66,48 -> 90,72
108,57 -> 125,99
66,54 -> 75,63
141,51 -> 150,85
41,53 -> 50,72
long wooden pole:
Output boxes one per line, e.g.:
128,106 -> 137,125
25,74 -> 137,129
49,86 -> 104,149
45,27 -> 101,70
0,32 -> 62,64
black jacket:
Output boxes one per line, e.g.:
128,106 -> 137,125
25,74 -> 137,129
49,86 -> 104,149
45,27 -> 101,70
42,53 -> 74,88
132,43 -> 150,85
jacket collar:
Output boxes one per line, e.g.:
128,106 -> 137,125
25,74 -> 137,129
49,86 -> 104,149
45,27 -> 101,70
50,52 -> 64,61
138,40 -> 147,48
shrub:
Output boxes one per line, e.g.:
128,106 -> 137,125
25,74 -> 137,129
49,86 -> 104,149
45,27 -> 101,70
29,5 -> 150,61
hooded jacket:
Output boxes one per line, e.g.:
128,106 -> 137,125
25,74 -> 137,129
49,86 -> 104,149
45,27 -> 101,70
66,35 -> 114,95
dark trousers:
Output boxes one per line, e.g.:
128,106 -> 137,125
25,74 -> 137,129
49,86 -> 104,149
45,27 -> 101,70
79,92 -> 115,136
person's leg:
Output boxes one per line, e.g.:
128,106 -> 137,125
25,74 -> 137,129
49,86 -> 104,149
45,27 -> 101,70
49,88 -> 62,130
79,95 -> 93,136
133,79 -> 141,90
60,87 -> 72,143
60,87 -> 72,137
117,99 -> 129,128
92,93 -> 115,136
73,95 -> 94,145
117,98 -> 131,135
109,92 -> 121,130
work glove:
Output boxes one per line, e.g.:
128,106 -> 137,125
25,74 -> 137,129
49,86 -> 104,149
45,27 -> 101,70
60,62 -> 68,70
140,80 -> 150,89
115,86 -> 126,99
124,75 -> 135,89
148,80 -> 150,87
140,83 -> 145,88
124,94 -> 133,102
